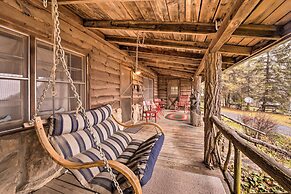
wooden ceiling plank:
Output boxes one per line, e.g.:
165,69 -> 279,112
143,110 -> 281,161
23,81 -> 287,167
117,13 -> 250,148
199,0 -> 219,23
107,35 -> 251,55
135,1 -> 156,20
56,0 -> 154,5
244,0 -> 285,24
195,0 -> 261,76
262,1 -> 291,25
166,0 -> 179,21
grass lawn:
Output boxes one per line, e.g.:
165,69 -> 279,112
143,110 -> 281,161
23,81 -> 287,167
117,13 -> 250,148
222,107 -> 291,128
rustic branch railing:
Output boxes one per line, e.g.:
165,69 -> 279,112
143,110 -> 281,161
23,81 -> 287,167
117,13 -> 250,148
211,116 -> 291,193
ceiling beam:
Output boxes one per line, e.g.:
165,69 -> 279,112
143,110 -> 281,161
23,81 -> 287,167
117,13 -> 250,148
55,0 -> 152,5
139,60 -> 198,70
84,20 -> 282,40
119,46 -> 236,64
195,0 -> 261,76
129,52 -> 200,65
107,36 -> 251,56
150,67 -> 194,78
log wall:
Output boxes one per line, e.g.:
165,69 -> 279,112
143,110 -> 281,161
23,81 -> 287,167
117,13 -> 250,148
158,76 -> 192,104
0,1 -> 157,193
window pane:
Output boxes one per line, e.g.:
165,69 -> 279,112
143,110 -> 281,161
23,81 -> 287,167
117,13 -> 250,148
37,82 -> 70,114
36,43 -> 69,81
0,79 -> 28,125
70,84 -> 85,110
0,30 -> 28,78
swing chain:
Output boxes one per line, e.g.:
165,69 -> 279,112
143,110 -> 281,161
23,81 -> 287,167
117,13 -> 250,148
43,0 -> 48,8
51,1 -> 123,193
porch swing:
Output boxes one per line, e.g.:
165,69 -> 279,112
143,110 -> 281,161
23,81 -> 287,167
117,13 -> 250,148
24,1 -> 165,193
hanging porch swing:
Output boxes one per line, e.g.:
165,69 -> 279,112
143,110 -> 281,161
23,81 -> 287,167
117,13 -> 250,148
24,1 -> 165,193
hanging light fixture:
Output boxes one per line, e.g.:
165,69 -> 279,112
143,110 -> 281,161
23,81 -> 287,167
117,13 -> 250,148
134,32 -> 142,75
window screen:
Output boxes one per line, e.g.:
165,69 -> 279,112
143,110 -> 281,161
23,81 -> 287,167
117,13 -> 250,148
0,28 -> 28,130
143,77 -> 154,101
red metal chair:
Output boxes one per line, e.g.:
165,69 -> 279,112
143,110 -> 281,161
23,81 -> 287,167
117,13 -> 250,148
175,95 -> 190,113
142,101 -> 158,123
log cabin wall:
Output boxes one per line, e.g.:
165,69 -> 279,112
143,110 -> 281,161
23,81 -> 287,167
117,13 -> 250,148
132,66 -> 157,104
0,1 -> 157,193
158,76 -> 192,107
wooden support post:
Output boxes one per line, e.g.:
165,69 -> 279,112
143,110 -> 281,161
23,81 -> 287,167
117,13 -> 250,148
190,76 -> 202,126
234,147 -> 242,194
204,52 -> 222,168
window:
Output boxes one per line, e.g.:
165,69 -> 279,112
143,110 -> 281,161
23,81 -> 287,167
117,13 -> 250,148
170,86 -> 179,95
168,79 -> 179,96
36,41 -> 86,115
0,28 -> 29,130
143,77 -> 154,101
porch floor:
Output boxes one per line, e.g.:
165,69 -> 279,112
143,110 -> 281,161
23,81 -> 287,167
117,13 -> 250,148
34,110 -> 228,194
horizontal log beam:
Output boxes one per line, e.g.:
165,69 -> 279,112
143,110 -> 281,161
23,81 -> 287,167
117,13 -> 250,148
84,20 -> 282,40
55,0 -> 153,5
130,52 -> 200,65
151,67 -> 194,78
120,46 -> 236,64
107,36 -> 251,56
140,61 -> 198,71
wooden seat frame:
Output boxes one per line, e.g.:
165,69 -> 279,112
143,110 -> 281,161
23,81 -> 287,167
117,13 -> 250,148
33,116 -> 164,194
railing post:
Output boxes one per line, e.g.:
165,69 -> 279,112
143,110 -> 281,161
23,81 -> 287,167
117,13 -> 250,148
234,147 -> 242,194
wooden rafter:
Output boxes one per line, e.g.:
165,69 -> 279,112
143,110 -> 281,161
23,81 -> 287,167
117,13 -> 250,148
55,0 -> 153,5
107,36 -> 251,56
84,20 -> 282,40
129,52 -> 200,65
195,0 -> 262,76
150,67 -> 194,78
139,59 -> 198,70
119,46 -> 236,64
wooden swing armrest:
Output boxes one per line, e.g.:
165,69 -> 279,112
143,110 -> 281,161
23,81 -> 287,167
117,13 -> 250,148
112,115 -> 164,134
34,117 -> 142,194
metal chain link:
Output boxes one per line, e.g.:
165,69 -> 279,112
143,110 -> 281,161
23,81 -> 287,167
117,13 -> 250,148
43,0 -> 47,8
36,0 -> 123,193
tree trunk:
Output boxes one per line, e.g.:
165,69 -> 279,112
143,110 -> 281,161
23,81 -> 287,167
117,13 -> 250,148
190,76 -> 202,126
204,52 -> 222,168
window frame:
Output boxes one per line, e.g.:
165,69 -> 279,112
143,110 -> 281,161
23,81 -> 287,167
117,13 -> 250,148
143,77 -> 154,101
0,25 -> 88,135
35,39 -> 87,116
0,25 -> 30,133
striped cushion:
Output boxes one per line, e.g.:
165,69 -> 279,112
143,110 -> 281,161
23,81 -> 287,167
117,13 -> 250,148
91,117 -> 120,144
66,131 -> 132,187
50,130 -> 94,159
50,104 -> 113,136
87,133 -> 164,193
50,117 -> 120,160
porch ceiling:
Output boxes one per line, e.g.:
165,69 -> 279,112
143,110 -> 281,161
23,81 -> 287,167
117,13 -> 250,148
61,0 -> 291,78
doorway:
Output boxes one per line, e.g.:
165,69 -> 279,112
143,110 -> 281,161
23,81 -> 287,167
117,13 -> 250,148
120,67 -> 132,122
167,79 -> 180,109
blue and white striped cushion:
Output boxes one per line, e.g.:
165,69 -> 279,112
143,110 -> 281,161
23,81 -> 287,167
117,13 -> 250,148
50,104 -> 113,136
66,131 -> 132,187
91,117 -> 120,144
50,130 -> 94,159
